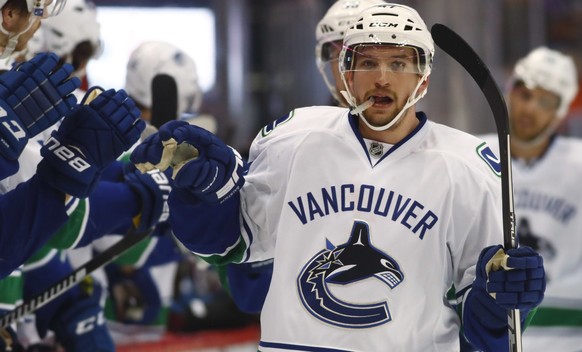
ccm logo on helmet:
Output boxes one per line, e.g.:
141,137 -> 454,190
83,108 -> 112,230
44,136 -> 91,172
370,22 -> 398,28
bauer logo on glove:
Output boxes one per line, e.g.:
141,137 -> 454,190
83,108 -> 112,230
43,137 -> 91,173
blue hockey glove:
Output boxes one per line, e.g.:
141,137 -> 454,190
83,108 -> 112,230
123,163 -> 172,232
477,244 -> 545,311
0,52 -> 80,161
463,244 -> 545,350
37,87 -> 145,198
50,286 -> 115,352
131,120 -> 244,204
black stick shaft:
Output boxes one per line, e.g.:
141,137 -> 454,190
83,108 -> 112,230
430,23 -> 521,352
0,229 -> 150,328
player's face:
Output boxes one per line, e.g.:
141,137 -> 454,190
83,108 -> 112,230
320,40 -> 349,107
345,45 -> 426,128
508,82 -> 560,141
0,10 -> 42,53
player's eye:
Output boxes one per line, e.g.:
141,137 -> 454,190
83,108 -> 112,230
357,59 -> 378,70
390,60 -> 407,72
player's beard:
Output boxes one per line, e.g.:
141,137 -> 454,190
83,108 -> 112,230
360,91 -> 404,129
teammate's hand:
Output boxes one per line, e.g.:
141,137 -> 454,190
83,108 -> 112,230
476,244 -> 545,311
0,52 -> 80,161
123,164 -> 172,232
37,87 -> 145,198
130,120 -> 244,204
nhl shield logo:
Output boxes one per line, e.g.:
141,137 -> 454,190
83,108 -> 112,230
369,141 -> 384,158
297,221 -> 404,328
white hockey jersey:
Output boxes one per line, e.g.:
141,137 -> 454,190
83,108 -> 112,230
239,107 -> 503,351
482,134 -> 582,352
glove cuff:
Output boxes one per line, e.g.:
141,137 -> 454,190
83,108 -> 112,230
124,168 -> 171,232
189,146 -> 245,204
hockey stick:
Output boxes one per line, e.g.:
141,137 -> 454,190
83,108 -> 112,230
0,228 -> 152,328
430,24 -> 521,352
150,73 -> 179,130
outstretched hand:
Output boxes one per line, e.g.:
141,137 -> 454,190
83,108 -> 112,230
0,52 -> 80,162
37,87 -> 145,198
131,120 -> 245,203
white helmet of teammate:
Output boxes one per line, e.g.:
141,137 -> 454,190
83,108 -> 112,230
40,0 -> 101,61
0,0 -> 67,59
315,0 -> 387,104
339,3 -> 434,131
125,41 -> 202,117
511,46 -> 578,119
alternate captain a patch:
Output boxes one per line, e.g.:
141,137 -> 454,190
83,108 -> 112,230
297,221 -> 404,328
476,142 -> 501,176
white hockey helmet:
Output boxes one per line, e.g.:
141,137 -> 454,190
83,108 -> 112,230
339,3 -> 434,131
40,0 -> 101,60
511,46 -> 578,119
125,41 -> 202,116
0,0 -> 67,58
315,0 -> 387,102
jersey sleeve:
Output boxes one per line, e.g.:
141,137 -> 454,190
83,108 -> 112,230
238,114 -> 297,263
0,176 -> 69,279
168,190 -> 246,266
47,181 -> 140,249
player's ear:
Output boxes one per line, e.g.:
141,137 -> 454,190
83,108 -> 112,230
418,76 -> 430,95
344,71 -> 355,90
1,6 -> 20,32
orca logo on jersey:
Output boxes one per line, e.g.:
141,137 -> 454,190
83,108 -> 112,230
297,220 -> 404,328
476,142 -> 501,176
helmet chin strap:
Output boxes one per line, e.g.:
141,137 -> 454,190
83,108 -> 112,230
341,72 -> 429,132
0,38 -> 18,59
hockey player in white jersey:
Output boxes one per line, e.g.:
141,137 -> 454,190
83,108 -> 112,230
480,46 -> 580,352
223,0 -> 392,316
131,3 -> 546,351
315,0 -> 387,107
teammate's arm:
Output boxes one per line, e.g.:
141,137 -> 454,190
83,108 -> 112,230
0,88 -> 145,278
0,176 -> 71,279
47,166 -> 172,250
